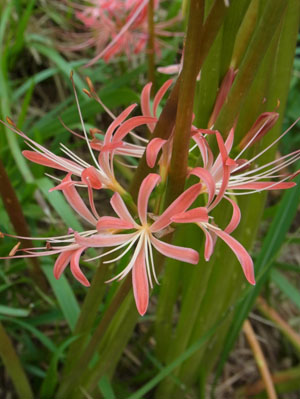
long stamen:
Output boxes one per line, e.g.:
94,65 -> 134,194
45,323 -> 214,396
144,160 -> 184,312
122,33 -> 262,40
70,72 -> 101,170
233,118 -> 300,173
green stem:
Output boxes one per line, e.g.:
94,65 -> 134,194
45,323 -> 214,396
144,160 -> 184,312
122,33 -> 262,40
164,0 -> 204,205
0,322 -> 33,399
57,276 -> 133,398
0,158 -> 48,290
214,0 -> 288,135
61,261 -> 110,377
147,0 -> 155,87
130,0 -> 229,200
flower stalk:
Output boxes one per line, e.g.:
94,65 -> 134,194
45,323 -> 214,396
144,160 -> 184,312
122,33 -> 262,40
0,158 -> 47,290
165,0 -> 204,205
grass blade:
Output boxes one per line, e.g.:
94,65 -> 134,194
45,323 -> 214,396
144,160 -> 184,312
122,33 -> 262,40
42,261 -> 80,332
0,322 -> 33,399
213,173 -> 300,393
271,269 -> 300,311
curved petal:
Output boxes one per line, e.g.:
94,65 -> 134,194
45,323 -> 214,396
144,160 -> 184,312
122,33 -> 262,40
191,133 -> 214,169
54,174 -> 98,226
70,247 -> 90,286
171,207 -> 209,224
150,236 -> 199,265
81,166 -> 102,189
132,247 -> 149,316
96,216 -> 134,231
104,104 -> 137,144
22,151 -> 69,171
153,79 -> 173,116
210,228 -> 255,285
141,83 -> 152,118
110,193 -> 137,226
74,231 -> 137,247
146,138 -> 167,168
224,196 -> 241,234
53,250 -> 72,279
113,116 -> 156,142
138,174 -> 161,225
198,225 -> 214,261
190,167 -> 216,205
151,183 -> 202,233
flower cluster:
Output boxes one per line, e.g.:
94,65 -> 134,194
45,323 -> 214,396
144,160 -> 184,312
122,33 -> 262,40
63,0 -> 182,65
1,77 -> 299,315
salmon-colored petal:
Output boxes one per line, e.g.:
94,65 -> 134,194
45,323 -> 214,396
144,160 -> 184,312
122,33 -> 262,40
104,104 -> 137,144
153,79 -> 173,116
171,207 -> 209,224
57,174 -> 98,226
96,216 -> 134,231
22,151 -> 69,171
70,247 -> 90,286
151,236 -> 199,265
213,127 -> 235,172
81,166 -> 102,189
151,183 -> 202,233
191,133 -> 214,169
209,158 -> 231,212
146,138 -> 167,168
224,197 -> 241,234
202,227 -> 214,261
110,193 -> 137,225
74,231 -> 137,247
190,167 -> 216,205
100,141 -> 123,152
53,250 -> 73,279
138,174 -> 161,225
141,83 -> 152,117
132,247 -> 149,316
210,228 -> 255,285
113,116 -> 156,142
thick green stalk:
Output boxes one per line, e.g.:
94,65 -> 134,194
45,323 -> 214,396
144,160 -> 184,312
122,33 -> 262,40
164,0 -> 204,204
0,322 -> 33,399
57,276 -> 133,398
147,0 -> 155,86
155,1 -> 298,395
172,1 -> 299,394
130,0 -> 229,200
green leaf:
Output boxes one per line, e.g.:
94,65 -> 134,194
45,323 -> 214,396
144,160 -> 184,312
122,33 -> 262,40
40,335 -> 79,399
42,261 -> 80,332
0,317 -> 57,352
213,173 -> 300,392
98,376 -> 116,399
0,305 -> 30,317
28,42 -> 86,93
0,322 -> 33,399
127,313 -> 227,399
36,177 -> 83,231
271,269 -> 300,311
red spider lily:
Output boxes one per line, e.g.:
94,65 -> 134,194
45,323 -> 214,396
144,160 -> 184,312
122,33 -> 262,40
2,78 -> 156,200
75,173 -> 200,315
171,201 -> 255,285
1,174 -> 200,316
192,117 -> 299,198
64,0 -> 182,66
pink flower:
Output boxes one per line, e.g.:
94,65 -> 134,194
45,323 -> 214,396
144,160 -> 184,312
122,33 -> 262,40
192,118 -> 299,198
74,173 -> 200,315
64,0 -> 182,66
2,77 -> 156,200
